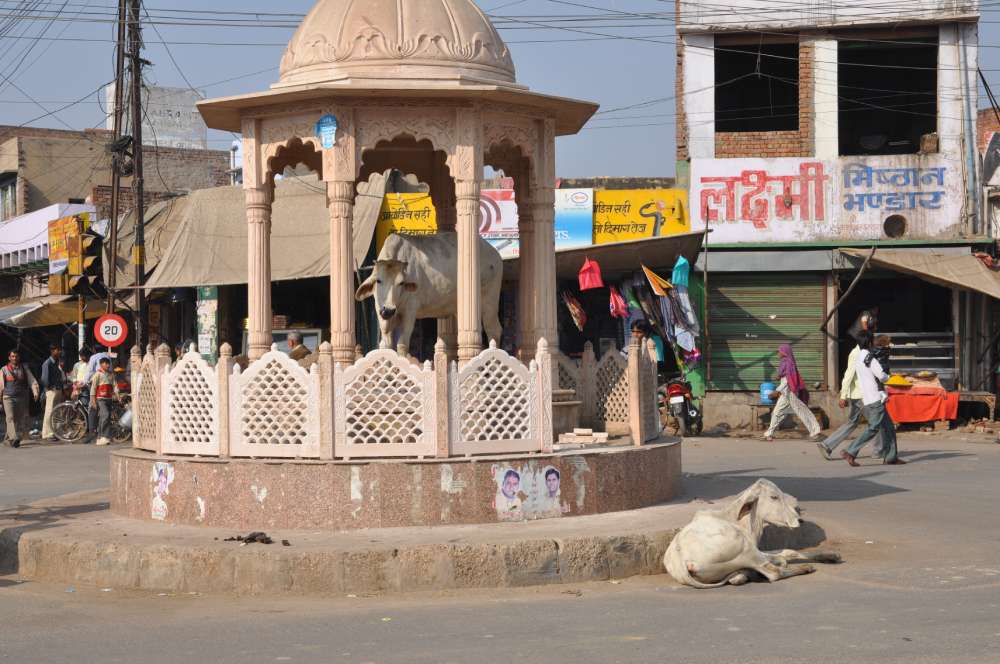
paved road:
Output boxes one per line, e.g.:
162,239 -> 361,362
1,432 -> 999,663
0,440 -> 126,507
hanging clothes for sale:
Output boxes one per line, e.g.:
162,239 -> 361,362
561,291 -> 587,331
622,283 -> 642,312
578,258 -> 604,291
641,264 -> 672,296
609,286 -> 628,319
671,256 -> 691,288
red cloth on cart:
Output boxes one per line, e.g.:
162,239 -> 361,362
886,387 -> 959,423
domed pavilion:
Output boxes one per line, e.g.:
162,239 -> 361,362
197,0 -> 599,366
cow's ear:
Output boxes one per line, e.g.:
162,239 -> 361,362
403,282 -> 418,293
355,275 -> 376,301
738,497 -> 757,521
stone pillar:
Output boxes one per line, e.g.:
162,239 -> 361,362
318,341 -> 334,460
328,180 -> 356,364
245,186 -> 273,361
433,339 -> 451,458
517,199 -> 536,363
217,342 -> 234,458
532,185 -> 558,350
129,345 -> 142,450
456,178 -> 482,364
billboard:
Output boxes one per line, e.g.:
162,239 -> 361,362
47,212 -> 91,275
690,157 -> 962,242
592,189 -> 689,244
374,193 -> 437,252
554,188 -> 594,250
480,189 -> 520,258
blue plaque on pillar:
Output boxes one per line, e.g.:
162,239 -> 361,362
316,114 -> 338,149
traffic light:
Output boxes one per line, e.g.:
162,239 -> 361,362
67,227 -> 102,293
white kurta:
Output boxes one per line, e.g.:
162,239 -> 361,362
765,377 -> 821,438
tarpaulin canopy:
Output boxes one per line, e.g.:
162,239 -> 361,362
504,231 -> 707,281
0,295 -> 104,328
143,178 -> 330,289
839,248 -> 1000,300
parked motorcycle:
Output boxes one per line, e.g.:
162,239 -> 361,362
660,377 -> 703,437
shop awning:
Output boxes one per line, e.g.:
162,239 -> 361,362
0,295 -> 105,329
839,248 -> 1000,300
142,179 -> 330,290
504,231 -> 707,281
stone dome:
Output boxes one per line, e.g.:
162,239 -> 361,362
277,0 -> 516,88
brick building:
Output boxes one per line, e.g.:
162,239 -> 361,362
0,125 -> 231,362
675,0 -> 997,425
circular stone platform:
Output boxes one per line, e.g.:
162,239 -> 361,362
110,441 -> 681,531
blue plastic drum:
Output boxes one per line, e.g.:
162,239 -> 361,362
759,382 -> 777,405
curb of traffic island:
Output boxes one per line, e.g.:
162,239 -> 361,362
1,525 -> 680,596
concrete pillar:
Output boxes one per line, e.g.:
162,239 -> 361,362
517,199 -> 536,362
532,185 -> 558,349
683,33 -> 716,159
813,39 -> 839,159
456,178 -> 482,364
328,180 -> 356,365
245,186 -> 273,361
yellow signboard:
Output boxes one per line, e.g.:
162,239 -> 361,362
374,193 -> 437,251
592,189 -> 689,244
47,212 -> 91,275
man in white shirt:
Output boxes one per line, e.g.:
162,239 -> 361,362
841,336 -> 904,466
817,345 -> 883,460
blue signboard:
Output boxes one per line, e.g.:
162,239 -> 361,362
316,114 -> 338,149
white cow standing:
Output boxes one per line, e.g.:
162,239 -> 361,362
355,233 -> 504,351
663,479 -> 841,588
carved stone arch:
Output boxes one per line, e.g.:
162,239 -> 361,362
483,116 -> 539,174
264,137 -> 323,185
484,139 -> 533,199
357,112 -> 457,174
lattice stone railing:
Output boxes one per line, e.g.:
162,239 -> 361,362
554,351 -> 580,393
451,340 -> 552,456
161,346 -> 221,456
230,345 -> 320,458
592,348 -> 630,433
130,338 -> 567,459
335,349 -> 437,459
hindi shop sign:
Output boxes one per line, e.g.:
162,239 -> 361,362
374,193 -> 438,252
691,157 -> 962,243
592,189 -> 690,245
47,212 -> 91,275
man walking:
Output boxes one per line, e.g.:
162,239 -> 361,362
89,355 -> 118,446
842,336 -> 905,467
816,344 -> 883,460
2,349 -> 40,448
40,344 -> 66,441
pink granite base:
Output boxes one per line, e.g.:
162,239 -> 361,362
110,441 -> 682,531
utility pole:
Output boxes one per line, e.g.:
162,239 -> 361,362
105,0 -> 127,316
128,0 -> 147,349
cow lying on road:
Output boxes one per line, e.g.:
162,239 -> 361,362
663,479 -> 841,588
356,233 -> 503,351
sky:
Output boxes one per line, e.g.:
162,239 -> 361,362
0,0 -> 997,178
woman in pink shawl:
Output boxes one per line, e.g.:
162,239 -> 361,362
764,344 -> 823,442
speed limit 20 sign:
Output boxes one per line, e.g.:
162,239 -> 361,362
94,314 -> 128,348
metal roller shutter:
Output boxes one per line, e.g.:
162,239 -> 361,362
708,273 -> 826,391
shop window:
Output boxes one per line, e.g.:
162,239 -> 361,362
715,42 -> 799,133
838,38 -> 937,156
0,174 -> 15,222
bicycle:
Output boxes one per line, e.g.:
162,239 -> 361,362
51,391 -> 132,444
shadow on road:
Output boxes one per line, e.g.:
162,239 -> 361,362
677,471 -> 907,504
900,450 -> 975,464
